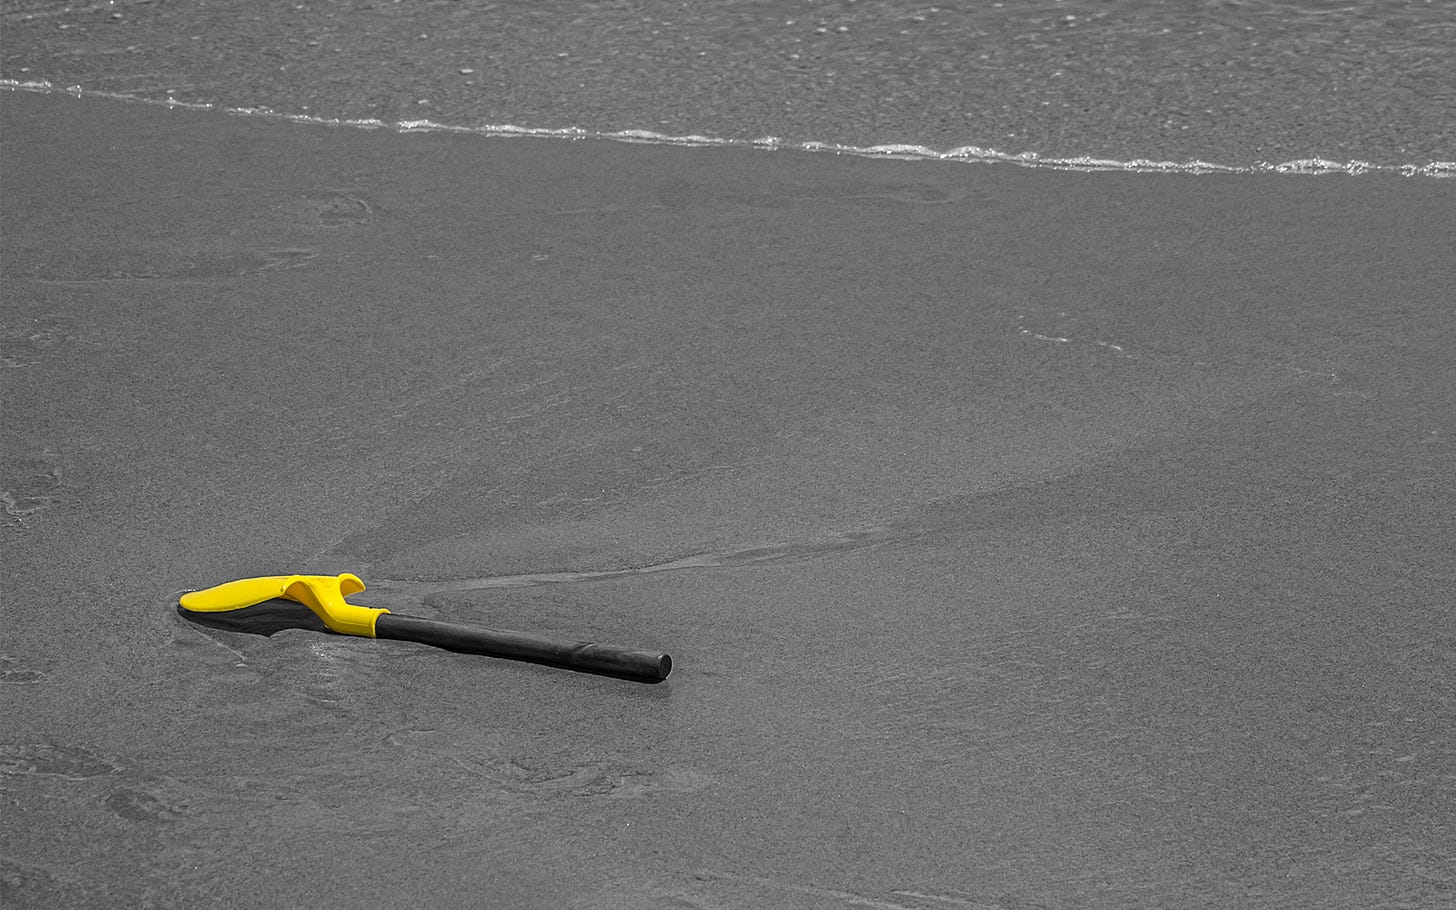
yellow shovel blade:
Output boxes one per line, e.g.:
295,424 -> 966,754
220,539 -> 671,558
179,573 -> 387,638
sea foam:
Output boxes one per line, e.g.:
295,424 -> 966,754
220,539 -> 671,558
5,79 -> 1452,179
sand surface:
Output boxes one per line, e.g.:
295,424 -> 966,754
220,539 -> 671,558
3,89 -> 1455,907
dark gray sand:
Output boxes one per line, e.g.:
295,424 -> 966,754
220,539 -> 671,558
3,90 -> 1455,907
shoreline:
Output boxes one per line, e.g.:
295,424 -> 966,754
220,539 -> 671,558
6,79 -> 1454,180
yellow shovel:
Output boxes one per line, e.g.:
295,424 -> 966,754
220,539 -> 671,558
179,573 -> 671,683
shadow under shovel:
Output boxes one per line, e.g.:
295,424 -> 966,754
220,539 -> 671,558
175,597 -> 332,637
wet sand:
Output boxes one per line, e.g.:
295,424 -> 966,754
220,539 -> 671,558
3,89 -> 1454,908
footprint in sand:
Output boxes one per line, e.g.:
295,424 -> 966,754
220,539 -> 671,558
0,655 -> 49,685
287,190 -> 376,227
1,743 -> 187,822
0,455 -> 63,528
491,757 -> 713,800
0,314 -> 81,367
250,248 -> 319,273
30,246 -> 318,282
0,742 -> 121,781
793,181 -> 969,207
846,182 -> 969,205
104,786 -> 186,823
386,728 -> 712,801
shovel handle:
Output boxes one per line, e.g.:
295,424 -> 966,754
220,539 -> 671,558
374,613 -> 672,683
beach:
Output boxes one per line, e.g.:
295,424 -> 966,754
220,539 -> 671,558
4,3 -> 1456,907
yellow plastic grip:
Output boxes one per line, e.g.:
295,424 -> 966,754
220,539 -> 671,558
179,573 -> 389,638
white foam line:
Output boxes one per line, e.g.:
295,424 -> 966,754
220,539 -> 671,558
4,79 -> 1453,178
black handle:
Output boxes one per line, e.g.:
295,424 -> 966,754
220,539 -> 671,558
374,613 -> 672,683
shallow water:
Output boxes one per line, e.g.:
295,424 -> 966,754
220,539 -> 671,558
3,0 -> 1454,169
